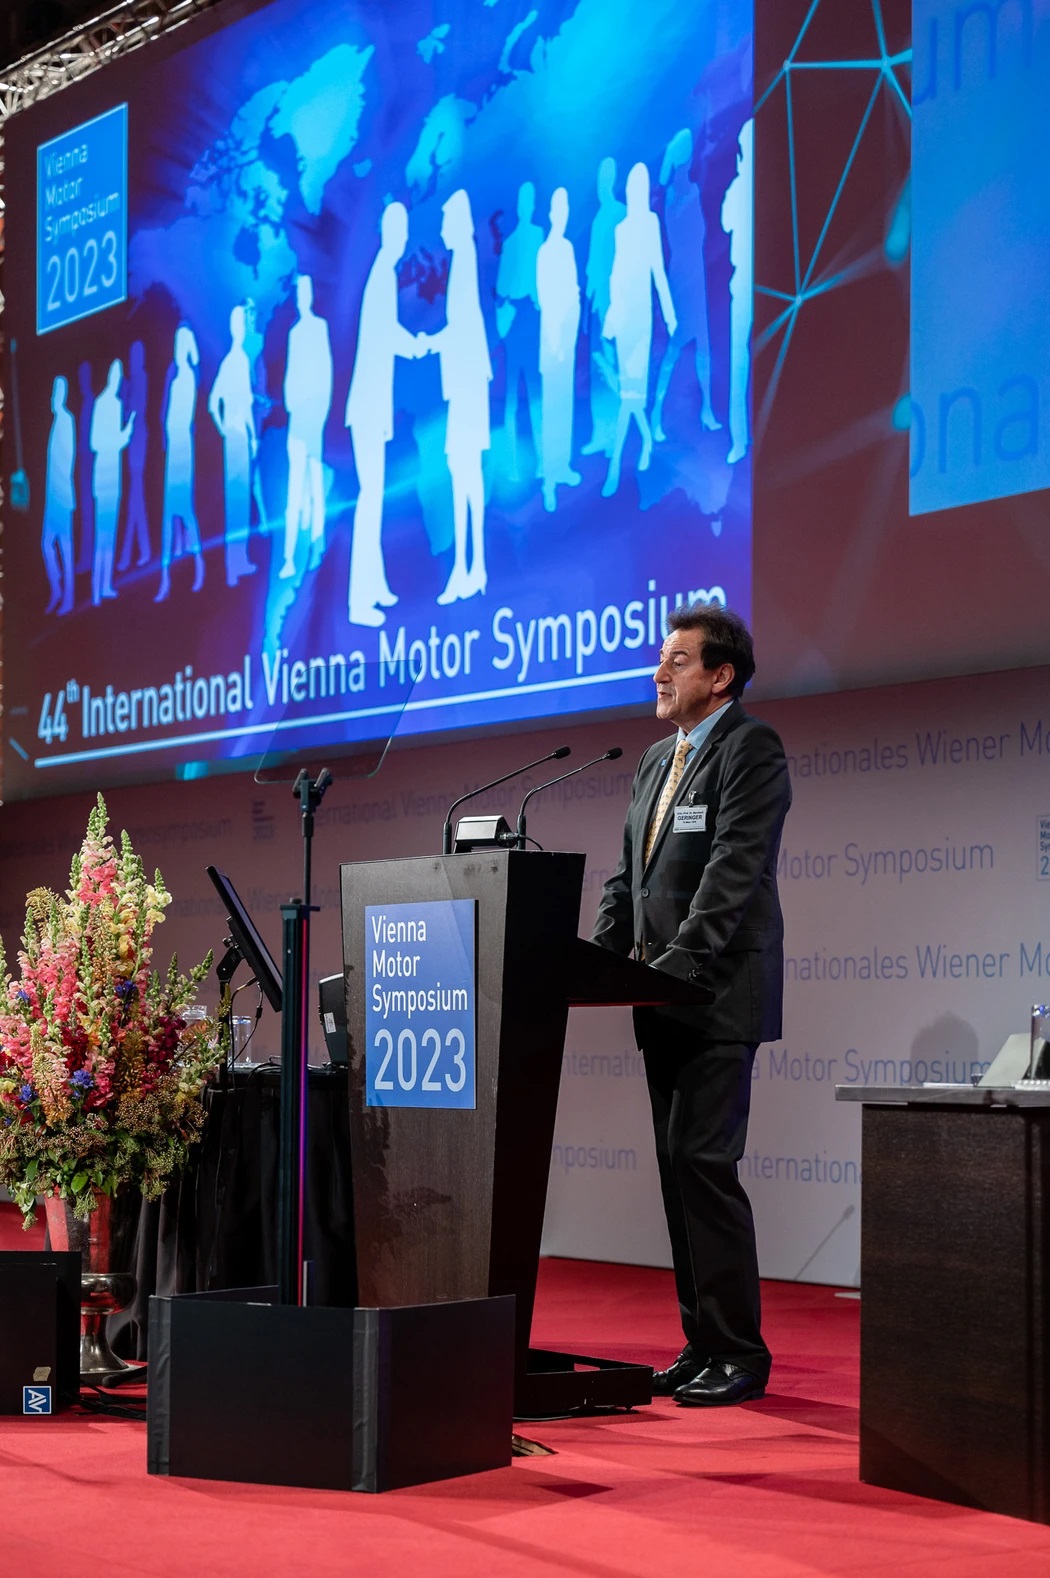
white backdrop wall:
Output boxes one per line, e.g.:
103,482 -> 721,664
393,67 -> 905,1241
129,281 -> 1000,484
2,663 -> 1046,1285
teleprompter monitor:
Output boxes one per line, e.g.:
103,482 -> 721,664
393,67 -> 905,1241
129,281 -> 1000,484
206,864 -> 283,1012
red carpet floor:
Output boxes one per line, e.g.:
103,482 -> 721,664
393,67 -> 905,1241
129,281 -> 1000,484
4,1202 -> 1050,1577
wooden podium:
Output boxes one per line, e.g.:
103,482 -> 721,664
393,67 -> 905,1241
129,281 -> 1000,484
341,850 -> 710,1417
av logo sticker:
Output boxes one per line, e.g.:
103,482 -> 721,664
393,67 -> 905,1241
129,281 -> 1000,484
23,1385 -> 52,1415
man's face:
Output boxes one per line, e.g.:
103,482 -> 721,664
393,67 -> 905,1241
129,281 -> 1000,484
653,627 -> 732,731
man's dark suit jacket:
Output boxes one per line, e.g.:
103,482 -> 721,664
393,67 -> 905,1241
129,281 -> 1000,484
592,700 -> 791,1045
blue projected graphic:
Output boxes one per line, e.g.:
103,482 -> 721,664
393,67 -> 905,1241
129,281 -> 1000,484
42,375 -> 76,615
4,0 -> 753,796
911,0 -> 1050,514
37,104 -> 127,336
754,3 -> 910,444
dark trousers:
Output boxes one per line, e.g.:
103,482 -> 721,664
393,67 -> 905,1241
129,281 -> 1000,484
636,1016 -> 769,1381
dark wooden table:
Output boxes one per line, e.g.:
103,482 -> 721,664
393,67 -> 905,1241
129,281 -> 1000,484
838,1084 -> 1050,1523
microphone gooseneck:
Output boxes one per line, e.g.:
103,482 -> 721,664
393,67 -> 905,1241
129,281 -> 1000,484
509,747 -> 623,849
441,745 -> 571,854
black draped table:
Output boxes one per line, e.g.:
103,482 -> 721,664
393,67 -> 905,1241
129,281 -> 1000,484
107,1066 -> 355,1361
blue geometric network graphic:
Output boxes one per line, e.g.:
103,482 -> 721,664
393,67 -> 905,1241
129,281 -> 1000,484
754,0 -> 911,442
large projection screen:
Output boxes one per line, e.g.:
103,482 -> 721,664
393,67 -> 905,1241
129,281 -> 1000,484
0,0 -> 754,798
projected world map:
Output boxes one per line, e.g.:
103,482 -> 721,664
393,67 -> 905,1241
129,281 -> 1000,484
3,0 -> 753,795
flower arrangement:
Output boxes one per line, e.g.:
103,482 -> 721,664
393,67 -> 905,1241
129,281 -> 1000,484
0,794 -> 219,1223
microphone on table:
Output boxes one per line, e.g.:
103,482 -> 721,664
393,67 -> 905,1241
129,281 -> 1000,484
441,746 -> 571,854
502,748 -> 624,850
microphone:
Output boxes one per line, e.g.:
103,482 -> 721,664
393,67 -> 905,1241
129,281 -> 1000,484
441,746 -> 571,854
506,748 -> 623,849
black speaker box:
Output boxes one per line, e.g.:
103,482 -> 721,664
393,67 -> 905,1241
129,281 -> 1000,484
0,1251 -> 81,1413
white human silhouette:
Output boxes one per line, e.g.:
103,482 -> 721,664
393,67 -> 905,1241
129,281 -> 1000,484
652,128 -> 720,443
602,162 -> 676,498
496,181 -> 543,481
42,375 -> 75,616
117,340 -> 151,570
90,359 -> 134,605
75,360 -> 95,576
280,275 -> 333,578
536,187 -> 581,512
244,297 -> 272,529
208,305 -> 257,588
721,119 -> 753,465
582,157 -> 625,458
426,188 -> 492,604
345,203 -> 425,628
156,326 -> 204,603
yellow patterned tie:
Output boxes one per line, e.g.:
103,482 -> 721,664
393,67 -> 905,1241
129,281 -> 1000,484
644,738 -> 691,864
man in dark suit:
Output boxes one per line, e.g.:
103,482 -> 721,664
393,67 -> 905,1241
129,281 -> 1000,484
592,602 -> 790,1405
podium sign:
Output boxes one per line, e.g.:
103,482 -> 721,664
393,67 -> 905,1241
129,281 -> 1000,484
365,898 -> 476,1109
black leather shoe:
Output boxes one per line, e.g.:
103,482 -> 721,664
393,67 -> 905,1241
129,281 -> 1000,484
674,1361 -> 766,1406
651,1349 -> 706,1397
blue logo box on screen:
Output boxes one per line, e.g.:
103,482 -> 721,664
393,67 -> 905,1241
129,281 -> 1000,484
365,899 -> 476,1109
37,103 -> 128,336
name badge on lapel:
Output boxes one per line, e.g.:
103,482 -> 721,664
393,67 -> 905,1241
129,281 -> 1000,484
674,804 -> 707,833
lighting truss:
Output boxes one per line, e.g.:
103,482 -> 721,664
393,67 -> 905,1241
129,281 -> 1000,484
0,0 -> 222,123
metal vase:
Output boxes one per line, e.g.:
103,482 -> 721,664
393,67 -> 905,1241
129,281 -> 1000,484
44,1190 -> 138,1384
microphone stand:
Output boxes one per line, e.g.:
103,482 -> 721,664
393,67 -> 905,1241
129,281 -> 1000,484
512,749 -> 622,850
277,767 -> 332,1307
441,747 -> 569,854
214,934 -> 244,1087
